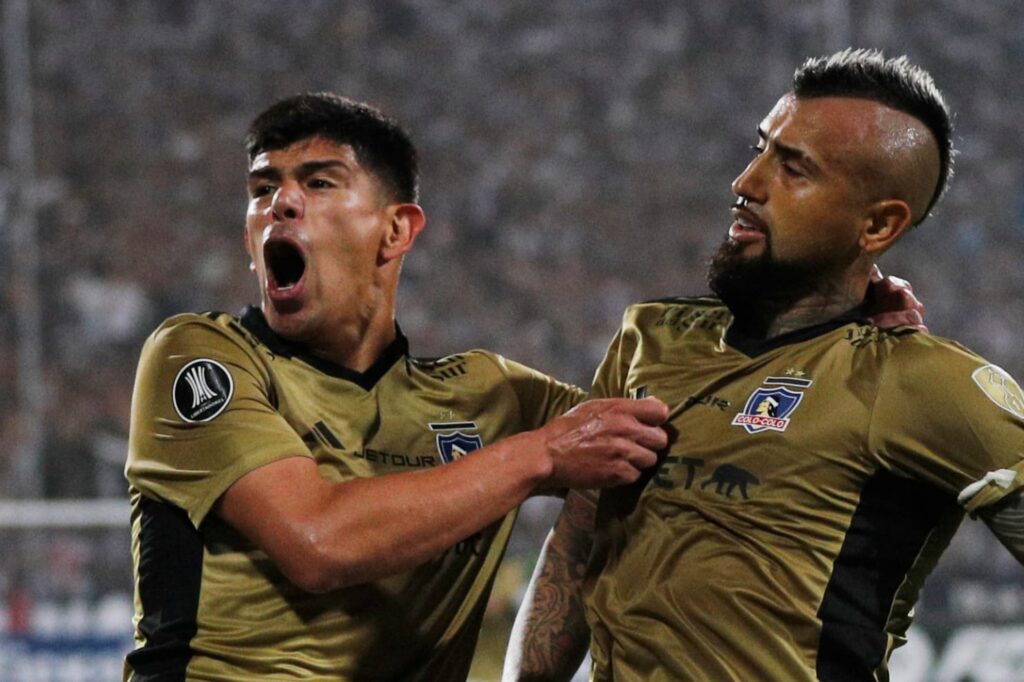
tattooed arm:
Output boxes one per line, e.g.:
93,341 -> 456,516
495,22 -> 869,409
503,489 -> 598,682
980,489 -> 1024,564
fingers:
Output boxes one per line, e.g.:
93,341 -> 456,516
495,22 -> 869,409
580,398 -> 669,450
615,437 -> 659,470
903,309 -> 928,333
865,270 -> 927,331
870,310 -> 928,333
885,274 -> 912,293
892,284 -> 924,316
582,396 -> 669,425
631,396 -> 671,423
575,399 -> 669,450
544,397 -> 670,489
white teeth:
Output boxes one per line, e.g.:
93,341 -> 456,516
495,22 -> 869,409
736,217 -> 755,229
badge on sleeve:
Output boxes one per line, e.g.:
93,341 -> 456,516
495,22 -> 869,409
172,359 -> 234,423
972,364 -> 1024,420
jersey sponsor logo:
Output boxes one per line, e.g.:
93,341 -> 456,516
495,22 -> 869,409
652,456 -> 760,499
353,448 -> 436,468
732,376 -> 812,433
972,364 -> 1024,420
429,421 -> 484,463
172,359 -> 233,423
700,463 -> 760,499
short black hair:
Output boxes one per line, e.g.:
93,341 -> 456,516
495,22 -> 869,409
246,92 -> 419,203
793,48 -> 953,224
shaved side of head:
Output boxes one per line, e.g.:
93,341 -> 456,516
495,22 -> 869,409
857,104 -> 942,223
794,48 -> 953,226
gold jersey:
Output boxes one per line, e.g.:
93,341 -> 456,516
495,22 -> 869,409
124,306 -> 582,681
584,298 -> 1024,681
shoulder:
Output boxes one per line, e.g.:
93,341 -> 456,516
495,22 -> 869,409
408,348 -> 557,384
881,329 -> 990,373
138,312 -> 269,388
144,312 -> 260,356
877,330 -> 1021,405
619,295 -> 731,335
131,314 -> 263,426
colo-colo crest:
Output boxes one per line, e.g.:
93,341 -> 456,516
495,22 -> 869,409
731,376 -> 813,434
429,421 -> 484,463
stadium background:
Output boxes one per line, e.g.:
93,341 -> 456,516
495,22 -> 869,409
1,1 -> 1022,680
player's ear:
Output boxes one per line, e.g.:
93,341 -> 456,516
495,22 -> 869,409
860,199 -> 913,255
380,203 -> 426,263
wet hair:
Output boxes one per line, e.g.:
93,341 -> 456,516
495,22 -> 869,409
246,92 -> 419,203
793,48 -> 953,223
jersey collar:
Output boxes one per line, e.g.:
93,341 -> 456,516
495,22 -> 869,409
238,305 -> 409,390
724,302 -> 869,358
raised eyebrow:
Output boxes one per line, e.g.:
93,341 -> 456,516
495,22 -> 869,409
295,159 -> 352,178
758,128 -> 819,172
247,159 -> 351,183
774,140 -> 811,163
248,166 -> 281,184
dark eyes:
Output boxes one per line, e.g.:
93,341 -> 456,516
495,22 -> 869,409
250,183 -> 275,198
250,177 -> 334,198
749,144 -> 804,177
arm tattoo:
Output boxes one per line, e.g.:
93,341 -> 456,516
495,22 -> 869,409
507,489 -> 597,681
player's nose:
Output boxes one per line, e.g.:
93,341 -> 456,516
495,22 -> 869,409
271,182 -> 304,221
731,153 -> 768,204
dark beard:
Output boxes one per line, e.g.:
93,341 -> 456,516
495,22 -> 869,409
707,237 -> 828,338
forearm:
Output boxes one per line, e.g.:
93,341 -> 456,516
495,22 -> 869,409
218,397 -> 667,592
981,489 -> 1024,564
504,490 -> 597,681
309,431 -> 551,585
221,430 -> 551,592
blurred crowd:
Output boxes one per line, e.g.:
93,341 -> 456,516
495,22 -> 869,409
1,0 -> 1023,676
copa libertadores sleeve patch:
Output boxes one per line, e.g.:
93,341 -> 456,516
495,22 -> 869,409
971,364 -> 1024,420
172,358 -> 235,423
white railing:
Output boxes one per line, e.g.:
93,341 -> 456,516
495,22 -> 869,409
0,499 -> 129,528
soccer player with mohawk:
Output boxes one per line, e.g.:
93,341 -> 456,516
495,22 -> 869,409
507,49 -> 1024,682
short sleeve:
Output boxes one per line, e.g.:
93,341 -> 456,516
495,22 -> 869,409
126,316 -> 311,527
492,355 -> 585,428
590,308 -> 640,400
869,338 -> 1024,513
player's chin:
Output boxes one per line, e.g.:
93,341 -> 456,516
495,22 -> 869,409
263,299 -> 311,339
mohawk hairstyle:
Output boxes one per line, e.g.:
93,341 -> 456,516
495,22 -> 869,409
793,48 -> 954,224
246,92 -> 419,203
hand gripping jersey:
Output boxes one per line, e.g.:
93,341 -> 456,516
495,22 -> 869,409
583,298 -> 1024,682
124,306 -> 581,681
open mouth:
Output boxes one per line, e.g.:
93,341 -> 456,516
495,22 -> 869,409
728,205 -> 768,243
264,238 -> 307,291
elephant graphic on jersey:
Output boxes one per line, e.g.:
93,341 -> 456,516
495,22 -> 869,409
700,464 -> 760,500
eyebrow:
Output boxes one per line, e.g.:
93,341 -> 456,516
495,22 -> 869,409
757,127 -> 820,173
248,159 -> 353,182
